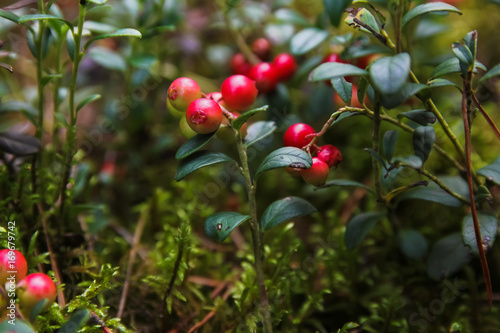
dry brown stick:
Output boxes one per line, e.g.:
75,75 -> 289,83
37,204 -> 66,308
117,213 -> 148,319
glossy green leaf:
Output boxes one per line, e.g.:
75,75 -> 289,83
365,148 -> 387,169
243,121 -> 277,147
330,111 -> 363,127
19,14 -> 73,30
345,211 -> 386,250
205,212 -> 251,242
175,132 -> 216,159
382,130 -> 399,161
290,28 -> 329,55
394,155 -> 423,169
0,132 -> 40,156
76,94 -> 101,112
324,0 -> 352,27
260,196 -> 317,231
477,157 -> 500,184
463,31 -> 477,61
431,57 -> 484,78
87,47 -> 126,72
477,63 -> 500,85
357,76 -> 369,105
396,187 -> 462,207
428,78 -> 460,89
401,2 -> 461,28
233,105 -> 268,130
317,179 -> 373,192
398,109 -> 436,126
0,9 -> 20,24
462,213 -> 498,255
398,229 -> 428,259
255,147 -> 312,178
381,83 -> 427,109
274,8 -> 311,26
413,126 -> 435,163
175,151 -> 236,181
427,233 -> 470,280
309,62 -> 368,82
66,30 -> 76,61
452,42 -> 473,67
370,53 -> 411,95
58,310 -> 91,333
331,77 -> 352,104
83,28 -> 142,51
342,43 -> 391,60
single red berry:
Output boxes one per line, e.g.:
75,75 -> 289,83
251,38 -> 272,61
17,273 -> 57,319
167,77 -> 202,112
248,62 -> 278,93
301,157 -> 329,186
230,53 -> 252,76
273,53 -> 297,81
317,144 -> 342,168
283,123 -> 316,149
0,249 -> 28,286
221,75 -> 258,110
186,98 -> 223,134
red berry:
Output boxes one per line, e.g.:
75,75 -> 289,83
186,98 -> 223,134
230,53 -> 252,76
17,273 -> 57,319
167,77 -> 201,112
0,249 -> 28,286
251,38 -> 272,61
301,157 -> 329,186
221,75 -> 258,110
283,123 -> 316,149
273,53 -> 297,81
317,144 -> 342,168
206,91 -> 232,111
248,62 -> 278,93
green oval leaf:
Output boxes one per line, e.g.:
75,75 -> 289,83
243,121 -> 277,147
398,109 -> 436,126
401,2 -> 461,29
369,53 -> 411,95
428,78 -> 460,89
58,310 -> 91,333
205,212 -> 251,242
382,130 -> 399,161
175,132 -> 216,160
317,179 -> 374,192
478,63 -> 500,85
477,157 -> 500,184
427,233 -> 470,280
413,126 -> 435,163
380,83 -> 427,109
396,187 -> 462,207
364,148 -> 387,169
19,14 -> 73,30
260,196 -> 317,231
255,147 -> 312,178
309,62 -> 368,82
345,7 -> 380,34
0,9 -> 20,24
76,94 -> 101,112
398,229 -> 428,260
462,213 -> 498,255
452,42 -> 473,67
290,28 -> 329,55
0,132 -> 40,156
175,151 -> 236,181
84,28 -> 142,51
324,0 -> 353,27
331,77 -> 352,104
345,211 -> 386,250
431,57 -> 484,78
233,105 -> 268,130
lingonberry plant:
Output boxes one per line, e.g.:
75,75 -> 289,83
1,0 -> 500,331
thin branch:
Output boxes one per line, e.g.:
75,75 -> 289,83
186,287 -> 232,333
117,212 -> 148,319
471,93 -> 500,141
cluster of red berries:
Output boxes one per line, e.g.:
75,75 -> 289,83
167,75 -> 258,141
283,123 -> 342,187
230,38 -> 297,93
0,249 -> 57,325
